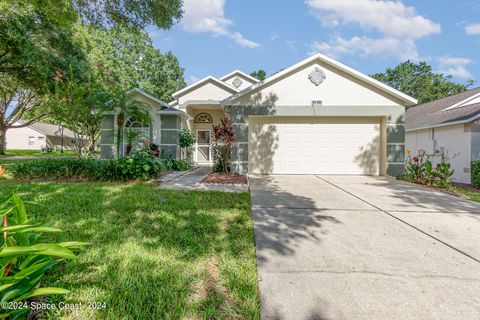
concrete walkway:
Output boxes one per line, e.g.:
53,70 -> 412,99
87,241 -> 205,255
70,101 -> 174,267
159,166 -> 248,192
250,175 -> 480,320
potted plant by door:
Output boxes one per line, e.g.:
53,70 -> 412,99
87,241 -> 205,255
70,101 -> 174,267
125,129 -> 140,156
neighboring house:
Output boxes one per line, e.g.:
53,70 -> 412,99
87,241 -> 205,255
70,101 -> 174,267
6,121 -> 89,151
406,88 -> 480,184
101,53 -> 417,176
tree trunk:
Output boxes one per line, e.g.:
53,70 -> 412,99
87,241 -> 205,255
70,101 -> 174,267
89,135 -> 96,152
0,125 -> 6,155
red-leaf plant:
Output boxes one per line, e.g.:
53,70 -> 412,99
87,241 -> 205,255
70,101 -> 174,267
212,117 -> 236,173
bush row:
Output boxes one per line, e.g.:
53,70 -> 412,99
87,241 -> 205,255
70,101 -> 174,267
472,160 -> 480,188
9,150 -> 191,181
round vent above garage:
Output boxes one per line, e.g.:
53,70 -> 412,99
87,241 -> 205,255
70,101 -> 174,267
308,67 -> 326,86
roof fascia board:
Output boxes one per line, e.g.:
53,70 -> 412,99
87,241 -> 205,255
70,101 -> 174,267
127,88 -> 169,107
406,113 -> 480,132
219,70 -> 259,83
222,53 -> 417,106
172,76 -> 239,99
442,93 -> 480,111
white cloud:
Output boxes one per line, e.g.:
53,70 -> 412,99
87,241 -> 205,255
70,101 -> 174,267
181,0 -> 259,48
285,40 -> 297,51
465,23 -> 480,35
229,32 -> 259,48
436,56 -> 473,79
306,0 -> 440,60
309,36 -> 418,60
271,33 -> 279,41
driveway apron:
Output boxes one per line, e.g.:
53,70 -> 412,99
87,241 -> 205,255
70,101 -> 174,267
250,175 -> 480,320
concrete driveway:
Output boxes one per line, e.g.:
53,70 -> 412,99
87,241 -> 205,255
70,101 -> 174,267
250,175 -> 480,320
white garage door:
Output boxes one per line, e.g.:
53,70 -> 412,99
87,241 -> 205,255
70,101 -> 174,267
249,117 -> 380,175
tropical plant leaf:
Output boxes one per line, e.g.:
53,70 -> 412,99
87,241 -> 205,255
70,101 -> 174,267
0,225 -> 37,232
30,244 -> 76,259
11,227 -> 62,234
0,247 -> 37,257
57,242 -> 90,248
11,194 -> 27,225
15,287 -> 70,302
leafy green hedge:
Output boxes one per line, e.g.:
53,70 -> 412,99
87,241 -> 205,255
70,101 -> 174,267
7,147 -> 192,181
472,160 -> 480,188
11,158 -> 125,181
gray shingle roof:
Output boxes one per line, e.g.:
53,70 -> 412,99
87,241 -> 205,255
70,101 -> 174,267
27,122 -> 84,139
405,87 -> 480,131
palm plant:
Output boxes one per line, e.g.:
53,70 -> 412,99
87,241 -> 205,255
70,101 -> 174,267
124,129 -> 140,156
112,90 -> 151,158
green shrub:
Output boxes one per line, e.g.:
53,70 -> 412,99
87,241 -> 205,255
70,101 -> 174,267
10,151 -> 161,181
472,160 -> 480,188
117,148 -> 163,180
178,129 -> 195,150
0,193 -> 87,319
8,147 -> 195,181
172,158 -> 191,171
160,155 -> 192,172
404,155 -> 454,188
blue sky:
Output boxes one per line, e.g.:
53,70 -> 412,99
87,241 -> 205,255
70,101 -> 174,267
148,0 -> 479,86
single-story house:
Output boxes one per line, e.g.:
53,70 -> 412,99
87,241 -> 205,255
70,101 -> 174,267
6,121 -> 89,151
406,88 -> 480,184
100,53 -> 417,176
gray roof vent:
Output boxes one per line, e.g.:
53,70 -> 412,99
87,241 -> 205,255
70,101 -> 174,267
232,77 -> 243,88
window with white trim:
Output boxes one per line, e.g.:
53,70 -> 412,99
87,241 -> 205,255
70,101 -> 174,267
123,117 -> 151,155
28,136 -> 35,145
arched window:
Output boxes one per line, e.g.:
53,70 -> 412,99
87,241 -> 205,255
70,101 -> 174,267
123,117 -> 151,155
194,112 -> 212,123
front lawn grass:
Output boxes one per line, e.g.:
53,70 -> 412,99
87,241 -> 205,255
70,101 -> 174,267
0,149 -> 77,158
0,182 -> 259,319
448,184 -> 480,203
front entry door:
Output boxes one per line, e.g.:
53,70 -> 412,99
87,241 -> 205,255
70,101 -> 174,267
196,130 -> 211,163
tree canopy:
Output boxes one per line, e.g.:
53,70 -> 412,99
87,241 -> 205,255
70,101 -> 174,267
371,61 -> 474,105
87,26 -> 185,101
0,1 -> 84,94
0,0 -> 186,154
71,0 -> 183,30
250,69 -> 267,81
3,0 -> 183,30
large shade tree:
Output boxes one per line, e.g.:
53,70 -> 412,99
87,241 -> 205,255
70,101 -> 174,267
0,0 -> 184,154
88,26 -> 185,101
371,61 -> 474,105
47,25 -> 185,155
0,1 -> 84,154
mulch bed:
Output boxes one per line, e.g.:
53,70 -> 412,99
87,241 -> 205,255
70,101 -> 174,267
200,172 -> 247,185
452,182 -> 480,193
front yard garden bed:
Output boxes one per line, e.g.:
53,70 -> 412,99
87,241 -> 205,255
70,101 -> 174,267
201,172 -> 248,185
0,182 -> 259,319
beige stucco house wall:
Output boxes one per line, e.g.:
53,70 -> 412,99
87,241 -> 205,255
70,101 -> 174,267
101,54 -> 417,177
405,89 -> 480,184
6,122 -> 87,151
406,124 -> 474,184
6,126 -> 47,150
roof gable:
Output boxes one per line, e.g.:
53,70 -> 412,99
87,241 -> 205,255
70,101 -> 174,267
223,53 -> 417,106
127,88 -> 170,108
172,76 -> 239,100
220,70 -> 259,83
